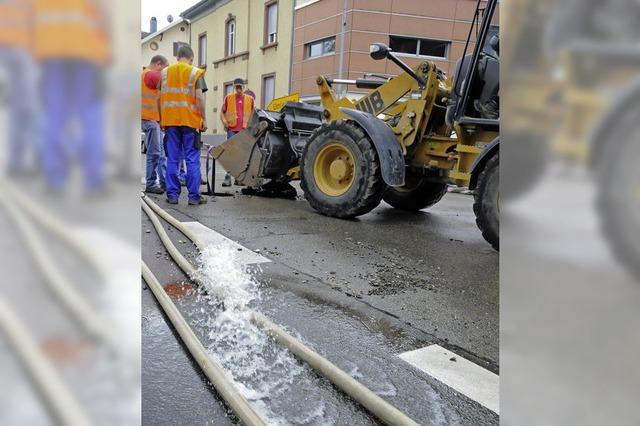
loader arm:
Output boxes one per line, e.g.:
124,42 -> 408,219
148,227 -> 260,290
316,62 -> 434,122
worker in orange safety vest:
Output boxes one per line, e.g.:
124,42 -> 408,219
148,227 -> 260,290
33,0 -> 110,192
141,55 -> 169,194
159,44 -> 208,205
220,77 -> 254,186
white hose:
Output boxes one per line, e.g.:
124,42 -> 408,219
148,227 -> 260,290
141,261 -> 266,426
0,189 -> 112,344
0,298 -> 91,426
1,181 -> 105,280
141,195 -> 420,426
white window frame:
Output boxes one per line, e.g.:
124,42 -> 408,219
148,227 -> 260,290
389,35 -> 450,60
226,19 -> 236,56
198,33 -> 207,67
266,2 -> 278,45
306,36 -> 336,59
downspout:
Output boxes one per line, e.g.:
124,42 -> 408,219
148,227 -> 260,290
246,0 -> 251,84
337,0 -> 348,96
288,0 -> 295,94
184,18 -> 192,46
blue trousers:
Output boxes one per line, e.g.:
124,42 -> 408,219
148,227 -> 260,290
41,59 -> 104,190
0,47 -> 39,172
165,126 -> 201,201
142,119 -> 165,189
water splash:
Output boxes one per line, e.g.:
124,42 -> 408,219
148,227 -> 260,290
192,243 -> 329,424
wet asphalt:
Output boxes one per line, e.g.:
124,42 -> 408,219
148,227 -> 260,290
141,163 -> 499,425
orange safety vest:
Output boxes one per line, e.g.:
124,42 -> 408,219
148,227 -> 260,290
141,68 -> 160,122
0,0 -> 30,48
33,0 -> 108,64
160,62 -> 206,129
224,93 -> 254,129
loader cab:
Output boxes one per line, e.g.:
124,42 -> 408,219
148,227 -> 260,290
447,0 -> 500,129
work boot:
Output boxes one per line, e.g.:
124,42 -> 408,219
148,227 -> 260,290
166,198 -> 178,204
145,186 -> 164,194
188,196 -> 207,205
222,173 -> 232,187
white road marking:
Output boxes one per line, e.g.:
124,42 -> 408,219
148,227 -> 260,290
399,344 -> 499,414
182,222 -> 271,265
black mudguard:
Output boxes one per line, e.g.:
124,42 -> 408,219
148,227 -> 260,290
340,108 -> 405,186
469,137 -> 499,190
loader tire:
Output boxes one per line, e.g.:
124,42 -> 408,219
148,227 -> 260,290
300,120 -> 386,218
473,152 -> 499,250
382,174 -> 447,211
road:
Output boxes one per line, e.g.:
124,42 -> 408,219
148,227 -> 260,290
141,159 -> 499,425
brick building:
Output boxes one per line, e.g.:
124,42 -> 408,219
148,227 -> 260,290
291,0 -> 498,101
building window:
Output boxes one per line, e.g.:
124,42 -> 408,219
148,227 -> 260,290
389,36 -> 449,59
226,18 -> 236,57
172,41 -> 189,58
223,82 -> 234,97
198,33 -> 207,67
306,36 -> 335,59
262,74 -> 276,108
264,1 -> 278,45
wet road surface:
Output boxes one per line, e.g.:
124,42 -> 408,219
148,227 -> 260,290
141,163 -> 499,425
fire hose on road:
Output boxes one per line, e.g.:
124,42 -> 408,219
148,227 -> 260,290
141,194 -> 420,426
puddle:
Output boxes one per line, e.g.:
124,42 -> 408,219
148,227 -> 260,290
163,282 -> 194,299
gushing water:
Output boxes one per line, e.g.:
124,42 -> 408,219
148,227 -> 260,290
192,243 -> 328,425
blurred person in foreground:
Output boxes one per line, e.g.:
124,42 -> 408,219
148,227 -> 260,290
142,55 -> 168,194
220,78 -> 254,187
159,44 -> 207,205
0,0 -> 39,176
33,0 -> 109,193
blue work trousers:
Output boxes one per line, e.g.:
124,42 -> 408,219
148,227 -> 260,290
165,126 -> 201,201
41,59 -> 104,190
142,119 -> 165,189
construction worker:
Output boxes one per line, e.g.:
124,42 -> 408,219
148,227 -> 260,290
159,45 -> 208,205
141,55 -> 168,194
33,0 -> 109,192
0,0 -> 39,176
220,78 -> 254,186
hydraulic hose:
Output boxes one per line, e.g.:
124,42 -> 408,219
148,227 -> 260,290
141,195 -> 420,426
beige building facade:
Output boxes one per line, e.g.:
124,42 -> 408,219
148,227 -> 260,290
140,18 -> 191,67
182,0 -> 295,134
291,0 -> 499,100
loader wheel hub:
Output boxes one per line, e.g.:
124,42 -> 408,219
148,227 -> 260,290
330,159 -> 348,180
313,143 -> 355,196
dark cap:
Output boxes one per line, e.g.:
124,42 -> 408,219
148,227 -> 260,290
233,78 -> 244,86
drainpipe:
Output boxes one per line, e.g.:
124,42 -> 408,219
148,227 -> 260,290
337,0 -> 349,96
246,0 -> 251,86
288,0 -> 295,94
184,18 -> 192,46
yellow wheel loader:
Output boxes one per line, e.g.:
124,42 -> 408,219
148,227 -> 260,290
213,0 -> 499,249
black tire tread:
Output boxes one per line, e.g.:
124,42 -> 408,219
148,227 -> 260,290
383,180 -> 447,211
300,120 -> 386,218
473,153 -> 499,250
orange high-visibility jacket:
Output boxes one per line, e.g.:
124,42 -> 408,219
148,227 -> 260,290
224,93 -> 254,129
160,62 -> 205,129
0,0 -> 30,48
141,68 -> 160,122
33,0 -> 108,64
